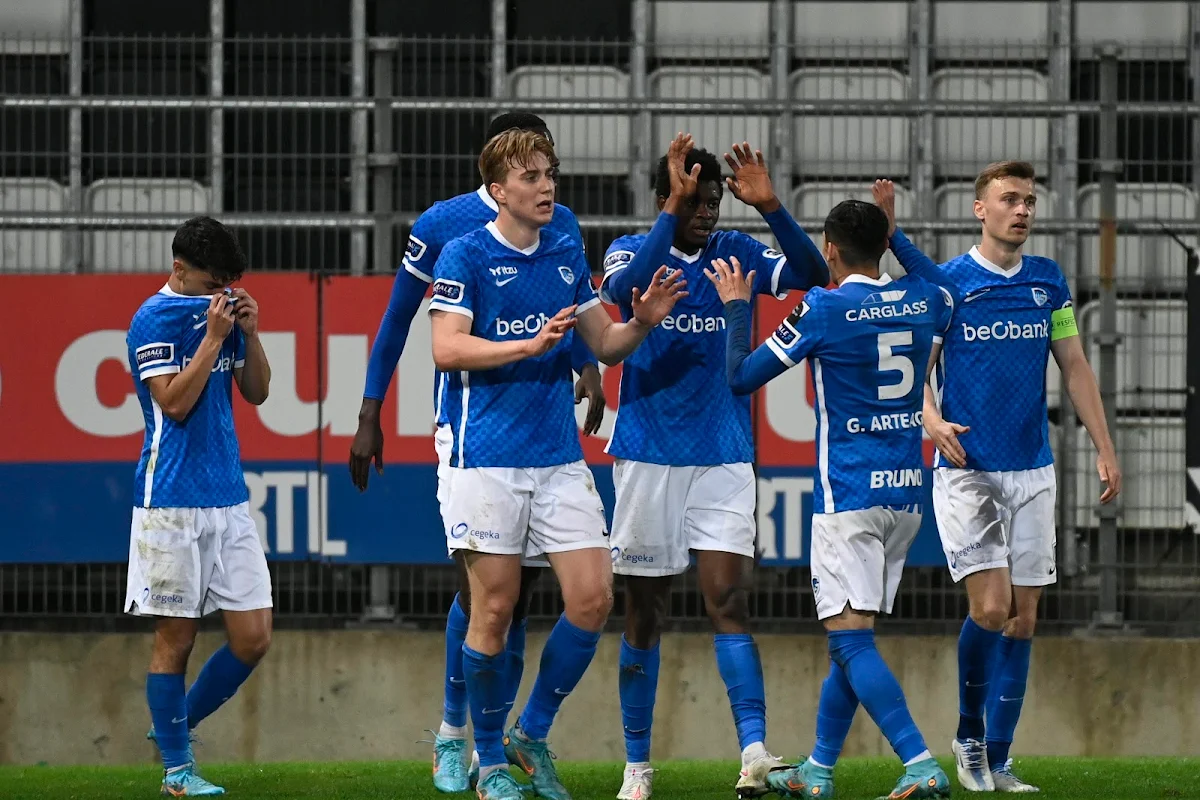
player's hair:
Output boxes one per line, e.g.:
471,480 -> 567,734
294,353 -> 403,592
975,160 -> 1036,199
479,128 -> 558,189
171,216 -> 247,283
653,146 -> 722,198
485,111 -> 551,143
823,200 -> 889,267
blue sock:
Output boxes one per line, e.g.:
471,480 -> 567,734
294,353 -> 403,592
147,673 -> 189,769
985,636 -> 1031,769
957,616 -> 1003,741
503,618 -> 529,710
442,594 -> 470,728
713,633 -> 767,751
811,659 -> 858,767
618,636 -> 660,764
185,644 -> 255,730
517,614 -> 602,741
828,630 -> 927,765
463,644 -> 509,767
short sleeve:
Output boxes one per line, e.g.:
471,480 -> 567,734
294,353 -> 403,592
401,207 -> 442,284
233,326 -> 247,368
735,234 -> 791,300
932,284 -> 956,343
765,292 -> 826,368
429,239 -> 476,321
1048,262 -> 1078,341
128,309 -> 182,382
573,247 -> 602,314
599,235 -> 639,304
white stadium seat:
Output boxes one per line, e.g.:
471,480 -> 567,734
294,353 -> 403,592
508,66 -> 631,176
1073,419 -> 1185,530
791,181 -> 914,278
1076,182 -> 1197,293
86,180 -> 209,272
0,0 -> 70,55
792,2 -> 909,60
650,67 -> 771,166
0,178 -> 65,272
652,1 -> 771,60
932,68 -> 1050,178
933,182 -> 1060,265
1077,299 -> 1187,413
1075,1 -> 1188,54
933,2 -> 1050,60
790,68 -> 910,179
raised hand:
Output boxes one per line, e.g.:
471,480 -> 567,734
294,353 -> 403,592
526,305 -> 578,357
704,256 -> 755,304
724,142 -> 778,211
232,288 -> 260,336
205,292 -> 236,342
872,179 -> 897,238
631,266 -> 688,327
667,132 -> 700,200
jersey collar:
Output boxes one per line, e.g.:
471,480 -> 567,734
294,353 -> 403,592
476,184 -> 499,213
968,245 -> 1023,278
839,272 -> 893,287
158,283 -> 213,299
486,220 -> 540,255
669,245 -> 704,264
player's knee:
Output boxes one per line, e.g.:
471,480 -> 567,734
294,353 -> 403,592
473,592 -> 517,635
970,599 -> 1010,631
566,582 -> 613,632
230,628 -> 272,665
1004,612 -> 1036,639
705,584 -> 750,632
626,600 -> 664,650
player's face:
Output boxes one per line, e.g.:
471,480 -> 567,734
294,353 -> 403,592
975,177 -> 1036,248
666,180 -> 722,251
494,152 -> 556,228
171,259 -> 230,296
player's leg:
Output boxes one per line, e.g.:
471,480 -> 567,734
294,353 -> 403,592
935,469 -> 1012,792
984,466 -> 1056,793
507,461 -> 612,800
609,459 -> 683,800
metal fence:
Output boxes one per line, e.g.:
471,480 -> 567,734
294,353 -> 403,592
2,0 -> 1199,636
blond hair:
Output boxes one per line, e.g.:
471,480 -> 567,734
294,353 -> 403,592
975,160 -> 1036,199
478,129 -> 557,191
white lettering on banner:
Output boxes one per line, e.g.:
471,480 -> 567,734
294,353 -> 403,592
756,476 -> 812,560
257,333 -> 366,436
55,330 -> 143,436
764,367 -> 816,442
244,470 -> 346,556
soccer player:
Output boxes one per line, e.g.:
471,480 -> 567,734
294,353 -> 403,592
125,216 -> 272,797
430,129 -> 685,800
600,134 -> 828,800
873,167 -> 1121,792
347,112 -> 606,793
709,199 -> 953,800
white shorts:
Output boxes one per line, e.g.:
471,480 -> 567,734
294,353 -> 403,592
436,424 -> 549,568
608,460 -> 756,577
442,459 -> 609,558
934,465 -> 1058,586
124,502 -> 273,618
810,505 -> 922,620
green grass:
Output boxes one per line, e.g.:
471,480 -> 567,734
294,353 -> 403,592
0,758 -> 1197,800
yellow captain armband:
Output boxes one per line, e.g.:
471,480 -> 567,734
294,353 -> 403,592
1050,306 -> 1078,340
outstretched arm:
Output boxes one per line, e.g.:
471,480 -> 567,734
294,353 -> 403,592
363,267 -> 429,402
872,179 -> 952,285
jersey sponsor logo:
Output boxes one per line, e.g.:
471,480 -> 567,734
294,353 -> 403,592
404,234 -> 427,263
846,412 -> 923,433
450,521 -> 500,541
949,540 -> 983,569
558,265 -> 574,284
490,265 -> 519,287
182,354 -> 235,373
772,301 -> 808,347
1031,287 -> 1049,306
845,298 -> 928,322
135,342 -> 174,369
603,250 -> 634,272
610,545 -> 654,565
870,468 -> 923,489
496,312 -> 554,337
660,313 -> 726,333
961,319 -> 1049,342
863,289 -> 908,304
431,278 -> 465,304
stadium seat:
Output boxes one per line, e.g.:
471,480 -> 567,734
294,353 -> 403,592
88,0 -> 208,36
509,0 -> 631,65
931,68 -> 1050,178
509,66 -> 631,176
792,2 -> 909,61
1077,299 -> 1186,413
230,0 -> 350,36
651,1 -> 771,61
0,56 -> 67,180
791,181 -> 914,277
934,182 -> 1060,264
1072,418 -> 1185,531
0,0 -> 69,54
932,1 -> 1050,61
650,67 -> 770,168
1074,1 -> 1188,55
371,0 -> 491,36
1075,182 -> 1197,293
790,68 -> 909,179
0,178 -> 65,272
85,179 -> 209,272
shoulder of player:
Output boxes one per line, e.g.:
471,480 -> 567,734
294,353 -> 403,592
1022,254 -> 1067,280
549,202 -> 578,228
713,229 -> 775,256
792,286 -> 832,318
601,233 -> 647,270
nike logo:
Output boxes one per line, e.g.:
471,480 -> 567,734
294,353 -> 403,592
963,288 -> 992,303
999,696 -> 1022,702
449,678 -> 465,686
171,716 -> 187,724
495,276 -> 518,287
482,707 -> 506,714
553,688 -> 570,696
964,681 -> 987,688
191,318 -> 207,330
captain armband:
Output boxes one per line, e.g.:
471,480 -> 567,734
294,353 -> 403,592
1050,306 -> 1078,340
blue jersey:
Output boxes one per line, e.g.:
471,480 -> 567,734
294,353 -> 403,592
398,186 -> 584,423
600,230 -> 811,466
126,286 -> 248,509
728,273 -> 954,514
429,222 -> 601,468
892,237 -> 1075,472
